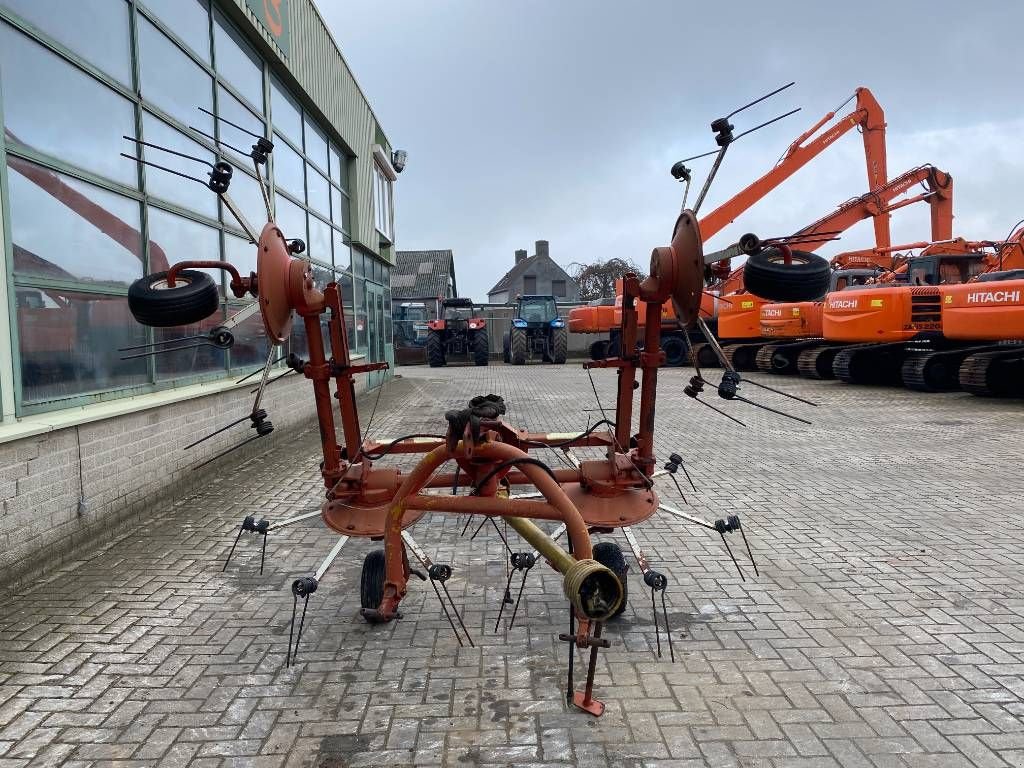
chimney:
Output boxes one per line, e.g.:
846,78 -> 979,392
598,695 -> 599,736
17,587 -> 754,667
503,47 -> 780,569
515,249 -> 528,264
535,240 -> 549,260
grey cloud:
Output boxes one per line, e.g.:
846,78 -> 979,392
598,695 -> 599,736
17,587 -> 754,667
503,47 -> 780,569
322,1 -> 1024,299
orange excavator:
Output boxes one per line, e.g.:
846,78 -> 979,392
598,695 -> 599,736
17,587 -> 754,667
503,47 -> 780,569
930,227 -> 1024,395
814,234 -> 1010,389
747,164 -> 954,375
570,86 -> 888,362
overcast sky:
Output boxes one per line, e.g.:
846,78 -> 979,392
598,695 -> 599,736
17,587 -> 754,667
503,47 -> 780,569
323,1 -> 1024,301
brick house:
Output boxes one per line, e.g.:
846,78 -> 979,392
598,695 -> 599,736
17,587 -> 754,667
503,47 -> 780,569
487,240 -> 580,304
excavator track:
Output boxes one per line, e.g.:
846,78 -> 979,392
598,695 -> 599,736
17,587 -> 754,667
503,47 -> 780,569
797,345 -> 842,379
756,339 -> 828,375
721,343 -> 766,371
689,342 -> 722,368
833,342 -> 912,386
901,345 -> 1003,392
958,346 -> 1024,397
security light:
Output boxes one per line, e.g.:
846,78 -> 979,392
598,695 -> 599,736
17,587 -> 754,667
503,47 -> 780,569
392,149 -> 408,173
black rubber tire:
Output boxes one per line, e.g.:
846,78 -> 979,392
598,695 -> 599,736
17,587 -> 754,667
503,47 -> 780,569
592,542 -> 628,619
473,332 -> 489,366
360,549 -> 387,623
661,335 -> 686,366
743,249 -> 830,303
502,333 -> 511,363
425,331 -> 446,367
589,340 -> 609,360
607,336 -> 621,359
510,328 -> 527,365
552,328 -> 568,364
128,270 -> 219,327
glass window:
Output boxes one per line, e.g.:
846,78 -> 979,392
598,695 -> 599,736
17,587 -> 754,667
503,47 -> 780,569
7,158 -> 143,287
153,308 -> 227,380
303,117 -> 328,170
223,167 -> 269,236
337,272 -> 356,350
329,145 -> 343,188
141,113 -> 218,219
213,13 -> 263,111
331,186 -> 350,232
269,76 -> 301,143
373,162 -> 393,239
0,24 -> 137,187
352,251 -> 365,278
3,0 -> 133,84
140,0 -> 211,62
146,207 -> 223,294
138,16 -> 214,135
552,279 -> 566,298
306,165 -> 330,217
224,232 -> 257,282
18,289 -> 149,404
273,193 -> 306,245
523,275 -> 537,294
271,134 -> 304,198
227,303 -> 271,370
353,277 -> 366,353
307,214 -> 332,265
216,85 -> 265,165
333,230 -> 351,273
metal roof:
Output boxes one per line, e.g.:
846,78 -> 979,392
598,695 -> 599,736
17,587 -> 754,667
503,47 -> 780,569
393,250 -> 456,299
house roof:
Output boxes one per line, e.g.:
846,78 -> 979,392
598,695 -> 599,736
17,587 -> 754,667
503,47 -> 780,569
487,254 -> 575,297
392,250 -> 455,299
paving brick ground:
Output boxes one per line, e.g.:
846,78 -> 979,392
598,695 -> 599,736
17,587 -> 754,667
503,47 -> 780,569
1,362 -> 1023,768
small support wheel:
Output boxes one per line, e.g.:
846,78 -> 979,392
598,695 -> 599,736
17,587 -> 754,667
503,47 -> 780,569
592,542 -> 628,618
359,549 -> 387,623
128,270 -> 219,327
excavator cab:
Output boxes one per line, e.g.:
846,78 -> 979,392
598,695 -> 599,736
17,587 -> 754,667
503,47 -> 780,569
903,254 -> 987,286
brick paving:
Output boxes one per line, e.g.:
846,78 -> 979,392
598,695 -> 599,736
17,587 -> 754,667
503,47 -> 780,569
1,362 -> 1023,767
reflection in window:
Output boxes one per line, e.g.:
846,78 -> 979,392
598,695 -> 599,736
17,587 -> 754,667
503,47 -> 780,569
0,24 -> 137,186
7,158 -> 143,286
269,76 -> 302,143
329,145 -> 343,188
141,114 -> 217,219
307,214 -> 332,265
3,0 -> 133,84
271,134 -> 304,198
222,167 -> 269,236
140,0 -> 211,62
306,166 -> 330,217
213,13 -> 263,111
333,231 -> 351,273
331,186 -> 351,233
303,117 -> 328,169
216,86 -> 265,166
18,289 -> 148,404
354,277 -> 367,354
224,233 -> 258,282
154,306 -> 227,380
339,273 -> 357,352
138,16 -> 213,135
147,207 -> 223,294
273,194 -> 306,245
227,303 -> 270,370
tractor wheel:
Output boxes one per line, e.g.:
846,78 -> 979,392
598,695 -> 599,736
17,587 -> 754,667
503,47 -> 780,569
425,331 -> 446,367
510,328 -> 527,365
128,270 -> 219,327
360,549 -> 387,623
592,541 -> 628,618
552,328 -> 568,364
743,249 -> 830,303
607,336 -> 621,359
502,333 -> 511,363
589,339 -> 609,360
661,335 -> 686,366
473,331 -> 490,366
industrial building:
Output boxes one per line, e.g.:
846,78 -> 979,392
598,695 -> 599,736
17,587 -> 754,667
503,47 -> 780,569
0,0 -> 399,584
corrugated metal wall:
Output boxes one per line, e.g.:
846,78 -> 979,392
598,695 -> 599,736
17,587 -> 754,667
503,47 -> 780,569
222,0 -> 388,261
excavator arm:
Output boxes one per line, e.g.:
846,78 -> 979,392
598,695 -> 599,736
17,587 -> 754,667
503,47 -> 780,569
699,87 -> 889,253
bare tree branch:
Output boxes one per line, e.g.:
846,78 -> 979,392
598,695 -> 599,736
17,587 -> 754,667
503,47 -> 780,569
569,257 -> 646,301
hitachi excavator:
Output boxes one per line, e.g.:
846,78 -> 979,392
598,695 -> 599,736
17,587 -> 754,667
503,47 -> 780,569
570,86 -> 888,362
929,228 -> 1024,396
748,164 -> 954,376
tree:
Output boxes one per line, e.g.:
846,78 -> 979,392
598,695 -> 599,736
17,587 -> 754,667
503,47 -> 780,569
570,258 -> 647,301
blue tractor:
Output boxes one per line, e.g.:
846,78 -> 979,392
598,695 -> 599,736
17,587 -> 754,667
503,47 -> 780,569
502,295 -> 568,365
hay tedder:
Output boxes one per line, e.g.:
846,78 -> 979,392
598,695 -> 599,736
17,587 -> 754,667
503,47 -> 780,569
123,84 -> 824,715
